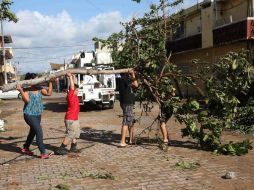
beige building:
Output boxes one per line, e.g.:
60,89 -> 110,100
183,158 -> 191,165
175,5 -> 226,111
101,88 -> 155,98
0,35 -> 16,86
168,0 -> 254,97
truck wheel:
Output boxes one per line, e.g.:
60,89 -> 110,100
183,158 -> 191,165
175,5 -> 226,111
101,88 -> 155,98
109,101 -> 114,109
97,103 -> 104,110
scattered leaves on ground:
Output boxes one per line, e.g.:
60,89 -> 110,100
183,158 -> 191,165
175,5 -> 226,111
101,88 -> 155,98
174,161 -> 200,170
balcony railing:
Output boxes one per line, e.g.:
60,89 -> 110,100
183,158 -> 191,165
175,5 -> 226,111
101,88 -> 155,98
167,33 -> 202,53
213,18 -> 254,45
167,17 -> 254,53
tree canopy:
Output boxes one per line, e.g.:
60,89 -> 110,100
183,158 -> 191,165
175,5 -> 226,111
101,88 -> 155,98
94,0 -> 253,155
0,0 -> 18,23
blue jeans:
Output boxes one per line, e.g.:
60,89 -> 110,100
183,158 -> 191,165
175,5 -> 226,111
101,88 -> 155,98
23,114 -> 45,154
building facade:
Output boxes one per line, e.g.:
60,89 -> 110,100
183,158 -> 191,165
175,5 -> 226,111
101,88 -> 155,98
0,35 -> 16,86
167,0 -> 254,96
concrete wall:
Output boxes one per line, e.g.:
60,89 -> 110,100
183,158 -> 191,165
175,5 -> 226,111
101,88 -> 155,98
215,0 -> 248,26
179,0 -> 251,37
169,0 -> 253,96
201,4 -> 214,48
171,41 -> 249,96
185,12 -> 201,36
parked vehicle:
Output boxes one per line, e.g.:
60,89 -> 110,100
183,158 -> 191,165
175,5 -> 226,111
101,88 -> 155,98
71,51 -> 116,109
0,89 -> 21,99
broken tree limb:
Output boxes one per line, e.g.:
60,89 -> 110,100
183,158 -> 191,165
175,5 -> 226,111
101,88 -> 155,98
2,68 -> 133,92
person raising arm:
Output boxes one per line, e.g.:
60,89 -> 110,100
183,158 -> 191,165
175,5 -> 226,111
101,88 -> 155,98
16,73 -> 55,159
55,72 -> 81,155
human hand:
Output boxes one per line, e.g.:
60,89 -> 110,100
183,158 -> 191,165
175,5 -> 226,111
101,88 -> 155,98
16,84 -> 23,92
129,70 -> 136,78
129,69 -> 134,75
49,77 -> 57,82
66,72 -> 72,78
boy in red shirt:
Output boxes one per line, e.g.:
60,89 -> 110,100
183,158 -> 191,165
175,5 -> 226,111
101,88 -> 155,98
56,72 -> 80,155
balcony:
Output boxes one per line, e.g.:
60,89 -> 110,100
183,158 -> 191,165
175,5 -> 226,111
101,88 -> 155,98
167,17 -> 254,54
0,47 -> 14,63
213,17 -> 254,45
167,33 -> 202,53
0,35 -> 13,44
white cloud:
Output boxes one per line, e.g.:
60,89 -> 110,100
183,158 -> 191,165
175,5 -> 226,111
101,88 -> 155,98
4,10 -> 124,73
4,1 -> 200,73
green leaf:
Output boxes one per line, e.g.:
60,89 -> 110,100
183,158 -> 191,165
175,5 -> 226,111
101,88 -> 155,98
232,59 -> 238,70
203,134 -> 209,142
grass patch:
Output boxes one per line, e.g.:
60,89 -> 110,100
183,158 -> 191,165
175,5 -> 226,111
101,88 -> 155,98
81,171 -> 115,180
174,161 -> 200,170
61,172 -> 71,180
37,175 -> 49,180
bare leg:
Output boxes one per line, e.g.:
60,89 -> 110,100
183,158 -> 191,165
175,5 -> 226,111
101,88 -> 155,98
160,122 -> 169,143
62,137 -> 69,146
128,125 -> 134,144
120,125 -> 128,146
72,138 -> 77,144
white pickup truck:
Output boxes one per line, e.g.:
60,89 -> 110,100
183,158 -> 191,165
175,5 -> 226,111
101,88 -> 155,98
72,51 -> 116,109
76,66 -> 116,108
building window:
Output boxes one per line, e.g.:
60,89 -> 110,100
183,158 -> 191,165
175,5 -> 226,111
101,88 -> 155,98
173,21 -> 185,39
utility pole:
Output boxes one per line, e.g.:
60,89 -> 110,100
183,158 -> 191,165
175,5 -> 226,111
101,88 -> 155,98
0,0 -> 7,84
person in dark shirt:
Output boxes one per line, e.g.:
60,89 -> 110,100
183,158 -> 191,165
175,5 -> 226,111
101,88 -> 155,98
118,70 -> 138,147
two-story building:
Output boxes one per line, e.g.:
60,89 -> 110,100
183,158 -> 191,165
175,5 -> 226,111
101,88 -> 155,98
167,0 -> 254,97
0,35 -> 16,86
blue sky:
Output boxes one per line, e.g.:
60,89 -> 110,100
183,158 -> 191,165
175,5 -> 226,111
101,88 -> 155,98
12,0 -> 157,21
5,0 -> 198,73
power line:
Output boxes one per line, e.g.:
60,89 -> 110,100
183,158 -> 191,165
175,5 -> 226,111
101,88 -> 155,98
14,52 -> 74,61
13,42 -> 94,50
86,0 -> 104,13
13,45 -> 93,60
15,55 -> 72,64
12,39 -> 94,50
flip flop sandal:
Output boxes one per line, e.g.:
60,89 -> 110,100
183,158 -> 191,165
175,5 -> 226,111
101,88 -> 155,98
118,144 -> 129,148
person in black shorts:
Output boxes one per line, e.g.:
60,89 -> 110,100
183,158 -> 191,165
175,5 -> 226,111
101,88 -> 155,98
118,70 -> 138,147
159,103 -> 173,145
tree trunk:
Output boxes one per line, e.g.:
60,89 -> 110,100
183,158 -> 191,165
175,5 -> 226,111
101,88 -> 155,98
2,68 -> 133,92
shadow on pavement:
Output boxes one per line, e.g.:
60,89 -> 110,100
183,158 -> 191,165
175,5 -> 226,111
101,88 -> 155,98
169,140 -> 201,150
0,142 -> 22,154
0,136 -> 24,155
80,127 -> 120,146
44,102 -> 109,112
43,102 -> 67,112
131,136 -> 201,150
80,127 -> 202,151
0,137 -> 64,155
44,143 -> 61,152
0,136 -> 23,141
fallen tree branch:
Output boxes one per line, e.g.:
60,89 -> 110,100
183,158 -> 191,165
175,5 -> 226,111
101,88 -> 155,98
2,68 -> 133,92
142,78 -> 161,107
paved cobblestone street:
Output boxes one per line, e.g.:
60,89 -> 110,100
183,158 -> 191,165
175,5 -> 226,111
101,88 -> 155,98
0,94 -> 254,190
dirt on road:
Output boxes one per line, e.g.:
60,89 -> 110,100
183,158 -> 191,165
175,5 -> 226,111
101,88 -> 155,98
0,93 -> 253,190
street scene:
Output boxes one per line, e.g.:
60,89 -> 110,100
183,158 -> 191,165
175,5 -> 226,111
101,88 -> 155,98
1,0 -> 254,190
0,95 -> 253,190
